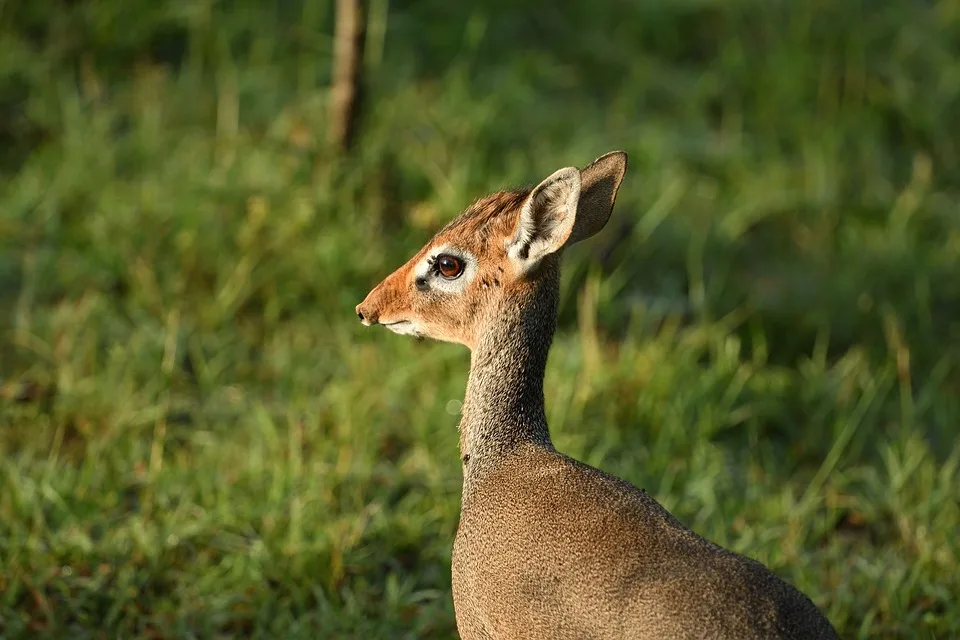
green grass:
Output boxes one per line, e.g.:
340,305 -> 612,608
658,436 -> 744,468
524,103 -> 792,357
1,0 -> 959,637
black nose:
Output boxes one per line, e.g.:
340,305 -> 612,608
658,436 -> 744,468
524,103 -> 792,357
357,310 -> 364,321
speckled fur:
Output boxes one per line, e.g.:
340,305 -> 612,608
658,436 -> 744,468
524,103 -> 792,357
357,152 -> 838,640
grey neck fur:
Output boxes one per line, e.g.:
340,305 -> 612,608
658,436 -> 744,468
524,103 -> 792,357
458,260 -> 561,481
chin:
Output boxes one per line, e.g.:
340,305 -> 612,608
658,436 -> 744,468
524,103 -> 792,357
384,321 -> 423,338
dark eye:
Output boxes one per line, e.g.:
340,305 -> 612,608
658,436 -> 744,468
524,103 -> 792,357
436,255 -> 464,279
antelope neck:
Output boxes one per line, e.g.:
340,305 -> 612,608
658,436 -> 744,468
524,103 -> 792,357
457,266 -> 560,469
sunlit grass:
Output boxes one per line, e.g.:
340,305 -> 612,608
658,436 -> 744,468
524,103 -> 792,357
1,0 -> 959,637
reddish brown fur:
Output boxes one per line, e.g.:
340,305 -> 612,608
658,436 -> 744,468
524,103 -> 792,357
357,188 -> 531,348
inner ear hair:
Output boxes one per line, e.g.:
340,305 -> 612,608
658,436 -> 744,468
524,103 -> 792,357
566,151 -> 628,246
507,167 -> 581,266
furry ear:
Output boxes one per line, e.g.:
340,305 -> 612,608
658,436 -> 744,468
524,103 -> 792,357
505,167 -> 581,271
566,151 -> 628,246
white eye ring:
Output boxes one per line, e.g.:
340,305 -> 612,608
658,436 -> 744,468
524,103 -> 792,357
413,244 -> 476,293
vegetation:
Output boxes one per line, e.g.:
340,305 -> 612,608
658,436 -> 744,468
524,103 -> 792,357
1,0 -> 959,637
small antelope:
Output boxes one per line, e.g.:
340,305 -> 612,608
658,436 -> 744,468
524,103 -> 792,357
356,152 -> 838,639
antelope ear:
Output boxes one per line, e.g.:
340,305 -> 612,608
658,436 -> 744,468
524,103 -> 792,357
566,151 -> 628,246
505,166 -> 581,271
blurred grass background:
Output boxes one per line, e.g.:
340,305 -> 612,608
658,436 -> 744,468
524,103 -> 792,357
1,0 -> 959,637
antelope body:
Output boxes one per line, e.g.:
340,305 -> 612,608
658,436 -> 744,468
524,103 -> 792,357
356,152 -> 838,639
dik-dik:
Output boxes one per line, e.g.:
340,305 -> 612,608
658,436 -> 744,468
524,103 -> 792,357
356,152 -> 838,639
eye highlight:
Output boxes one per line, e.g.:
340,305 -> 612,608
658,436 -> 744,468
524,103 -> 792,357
435,254 -> 464,279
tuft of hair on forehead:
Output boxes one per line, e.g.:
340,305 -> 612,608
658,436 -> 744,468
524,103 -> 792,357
438,187 -> 533,238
